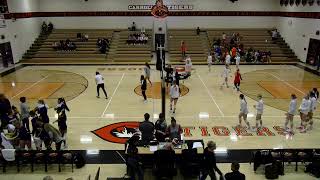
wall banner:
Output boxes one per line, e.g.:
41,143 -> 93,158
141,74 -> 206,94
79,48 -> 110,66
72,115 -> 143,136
128,5 -> 193,11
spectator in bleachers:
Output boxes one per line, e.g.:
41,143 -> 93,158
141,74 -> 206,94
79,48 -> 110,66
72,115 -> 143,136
59,40 -> 65,51
77,33 -> 82,40
180,41 -> 187,58
231,46 -> 237,63
97,38 -> 109,54
266,51 -> 272,63
52,41 -> 59,51
47,22 -> 54,33
222,32 -> 227,45
214,46 -> 222,62
254,50 -> 260,62
83,34 -> 89,41
225,162 -> 246,180
141,26 -> 146,33
272,29 -> 278,41
66,41 -> 77,51
238,44 -> 245,56
235,33 -> 241,44
196,27 -> 200,35
127,33 -> 148,45
41,22 -> 48,34
131,22 -> 136,31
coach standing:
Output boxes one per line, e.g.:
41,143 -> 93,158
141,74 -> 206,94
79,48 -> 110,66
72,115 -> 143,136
95,72 -> 108,99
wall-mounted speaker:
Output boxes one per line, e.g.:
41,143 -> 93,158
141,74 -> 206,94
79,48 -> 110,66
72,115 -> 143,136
316,30 -> 320,35
1,35 -> 5,39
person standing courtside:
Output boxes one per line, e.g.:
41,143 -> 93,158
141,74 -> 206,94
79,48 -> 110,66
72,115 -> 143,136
20,97 -> 30,131
284,94 -> 297,134
95,72 -> 108,99
200,141 -> 223,180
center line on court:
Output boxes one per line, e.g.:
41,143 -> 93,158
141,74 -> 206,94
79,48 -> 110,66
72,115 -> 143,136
11,75 -> 49,99
197,73 -> 225,117
56,115 -> 313,119
267,72 -> 305,95
100,73 -> 125,117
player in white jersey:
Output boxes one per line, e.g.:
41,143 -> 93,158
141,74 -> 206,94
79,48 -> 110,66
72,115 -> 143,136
220,64 -> 231,89
298,94 -> 310,133
95,71 -> 108,99
238,94 -> 252,130
308,92 -> 317,130
253,94 -> 264,130
285,94 -> 297,133
170,80 -> 180,114
207,52 -> 213,72
225,52 -> 231,65
235,53 -> 241,69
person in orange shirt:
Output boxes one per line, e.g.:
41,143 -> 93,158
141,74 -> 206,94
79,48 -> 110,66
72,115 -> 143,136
181,41 -> 187,58
231,46 -> 237,63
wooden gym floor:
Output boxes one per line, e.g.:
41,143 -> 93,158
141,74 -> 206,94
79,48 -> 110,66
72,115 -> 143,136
1,65 -> 320,151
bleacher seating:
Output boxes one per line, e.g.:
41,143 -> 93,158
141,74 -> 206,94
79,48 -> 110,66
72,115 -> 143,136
207,29 -> 299,64
107,30 -> 152,64
20,28 -> 299,65
21,29 -> 114,65
168,29 -> 208,64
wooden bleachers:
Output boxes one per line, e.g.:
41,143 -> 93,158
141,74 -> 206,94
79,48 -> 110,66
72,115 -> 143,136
207,29 -> 299,64
168,29 -> 208,64
20,28 -> 299,65
21,29 -> 114,65
107,30 -> 152,64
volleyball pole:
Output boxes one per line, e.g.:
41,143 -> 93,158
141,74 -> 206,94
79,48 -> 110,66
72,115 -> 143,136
157,44 -> 166,118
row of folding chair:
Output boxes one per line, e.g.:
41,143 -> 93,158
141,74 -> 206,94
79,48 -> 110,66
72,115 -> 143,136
0,149 -> 74,173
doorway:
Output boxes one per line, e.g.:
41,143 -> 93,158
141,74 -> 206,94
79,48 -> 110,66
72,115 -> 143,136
0,42 -> 14,69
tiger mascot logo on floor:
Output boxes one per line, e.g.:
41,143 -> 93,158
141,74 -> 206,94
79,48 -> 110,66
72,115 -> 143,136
92,121 -> 289,144
92,122 -> 140,144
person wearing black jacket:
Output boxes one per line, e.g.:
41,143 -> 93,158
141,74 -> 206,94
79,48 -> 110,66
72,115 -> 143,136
140,75 -> 147,103
225,162 -> 245,180
127,135 -> 144,180
200,141 -> 223,180
154,113 -> 167,142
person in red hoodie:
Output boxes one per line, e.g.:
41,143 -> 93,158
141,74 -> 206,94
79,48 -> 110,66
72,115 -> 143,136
180,41 -> 187,59
234,69 -> 242,92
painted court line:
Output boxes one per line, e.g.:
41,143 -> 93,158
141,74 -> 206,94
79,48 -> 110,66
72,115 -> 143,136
197,73 -> 225,117
267,72 -> 305,95
100,73 -> 125,117
11,75 -> 49,99
52,115 -> 320,119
